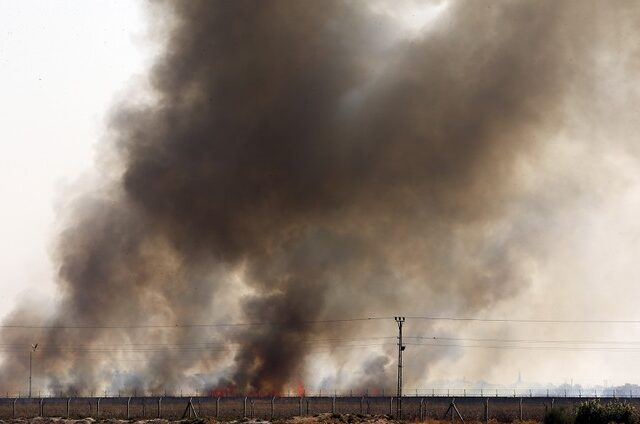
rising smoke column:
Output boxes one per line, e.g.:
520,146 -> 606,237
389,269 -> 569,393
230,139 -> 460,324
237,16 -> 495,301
0,0 -> 637,394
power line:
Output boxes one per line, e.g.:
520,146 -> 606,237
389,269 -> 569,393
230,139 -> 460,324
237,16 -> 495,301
7,334 -> 640,351
406,342 -> 640,352
406,336 -> 640,345
408,316 -> 640,324
4,315 -> 640,329
0,343 -> 396,356
0,336 -> 396,350
0,316 -> 392,329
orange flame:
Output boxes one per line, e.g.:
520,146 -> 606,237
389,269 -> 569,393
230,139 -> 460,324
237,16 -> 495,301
210,383 -> 237,397
296,380 -> 306,396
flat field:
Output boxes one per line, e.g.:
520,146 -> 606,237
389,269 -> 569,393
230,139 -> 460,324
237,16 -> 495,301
0,396 -> 633,422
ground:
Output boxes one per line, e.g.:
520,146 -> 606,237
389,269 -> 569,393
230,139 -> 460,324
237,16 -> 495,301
0,413 -> 542,424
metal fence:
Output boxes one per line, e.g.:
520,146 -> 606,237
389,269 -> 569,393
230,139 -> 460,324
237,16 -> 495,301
0,395 -> 638,421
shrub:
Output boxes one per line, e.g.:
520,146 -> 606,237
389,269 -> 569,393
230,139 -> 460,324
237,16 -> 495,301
602,400 -> 637,424
575,400 -> 637,424
544,407 -> 575,424
575,400 -> 604,424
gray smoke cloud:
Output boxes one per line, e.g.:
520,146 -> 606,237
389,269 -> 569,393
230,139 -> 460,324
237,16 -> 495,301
1,0 -> 639,395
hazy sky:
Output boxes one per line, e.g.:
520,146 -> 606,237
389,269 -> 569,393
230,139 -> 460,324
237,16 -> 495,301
0,0 -> 149,313
2,1 -> 640,392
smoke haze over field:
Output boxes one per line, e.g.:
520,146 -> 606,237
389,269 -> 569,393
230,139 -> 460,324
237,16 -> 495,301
2,0 -> 640,395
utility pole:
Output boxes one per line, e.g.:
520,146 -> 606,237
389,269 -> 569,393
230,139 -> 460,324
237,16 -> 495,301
29,343 -> 38,398
395,317 -> 406,418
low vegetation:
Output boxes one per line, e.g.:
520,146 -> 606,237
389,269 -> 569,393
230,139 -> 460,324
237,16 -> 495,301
543,400 -> 638,424
543,408 -> 574,424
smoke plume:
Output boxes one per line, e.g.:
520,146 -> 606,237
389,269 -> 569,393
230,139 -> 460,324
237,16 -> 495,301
1,0 -> 639,395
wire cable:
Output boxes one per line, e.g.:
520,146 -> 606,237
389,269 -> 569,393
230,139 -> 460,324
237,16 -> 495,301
407,316 -> 640,324
0,316 -> 392,329
406,335 -> 640,345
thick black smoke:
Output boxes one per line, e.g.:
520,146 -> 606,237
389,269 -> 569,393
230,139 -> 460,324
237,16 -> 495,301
0,0 -> 635,395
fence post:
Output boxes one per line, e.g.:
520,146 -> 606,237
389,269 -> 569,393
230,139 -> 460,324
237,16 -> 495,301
158,397 -> 162,418
127,396 -> 131,419
67,398 -> 71,418
97,398 -> 101,418
306,398 -> 310,416
519,397 -> 523,421
13,398 -> 16,418
360,396 -> 364,414
216,397 -> 220,419
243,397 -> 247,418
390,397 -> 393,416
271,396 -> 275,419
39,398 -> 43,417
332,395 -> 336,414
299,396 -> 303,416
420,398 -> 424,420
485,397 -> 489,424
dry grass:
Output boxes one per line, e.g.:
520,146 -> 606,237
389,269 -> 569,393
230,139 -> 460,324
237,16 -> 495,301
409,420 -> 538,424
0,413 -> 544,424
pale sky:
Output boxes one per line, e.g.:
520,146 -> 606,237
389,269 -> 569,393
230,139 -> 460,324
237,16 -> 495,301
0,0 -> 149,315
